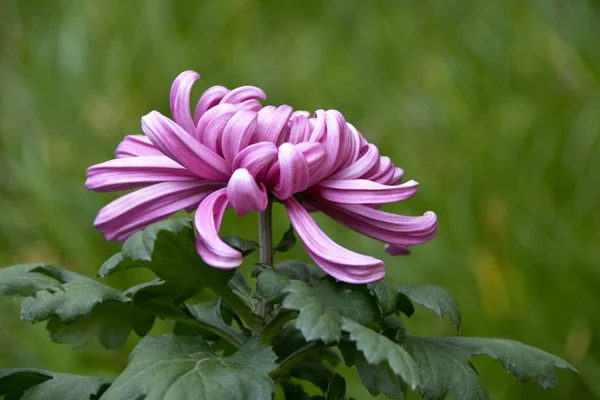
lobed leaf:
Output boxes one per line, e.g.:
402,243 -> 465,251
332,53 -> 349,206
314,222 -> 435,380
98,219 -> 234,292
100,335 -> 277,400
258,269 -> 421,390
405,336 -> 576,400
0,264 -> 153,349
370,281 -> 462,331
0,368 -> 110,400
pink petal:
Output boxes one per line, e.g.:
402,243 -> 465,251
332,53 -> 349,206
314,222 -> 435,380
220,86 -> 266,104
323,110 -> 352,175
194,85 -> 229,124
288,115 -> 311,144
232,142 -> 278,180
94,181 -> 221,241
115,135 -> 163,158
195,103 -> 238,150
255,105 -> 293,144
221,109 -> 258,164
385,244 -> 411,256
142,111 -> 231,181
329,143 -> 380,180
390,168 -> 404,184
284,197 -> 385,284
317,202 -> 438,246
237,99 -> 263,111
313,179 -> 419,204
226,168 -> 268,216
295,142 -> 327,185
291,110 -> 311,119
170,70 -> 200,134
86,156 -> 198,192
195,188 -> 242,269
267,143 -> 310,199
308,110 -> 326,142
365,156 -> 395,183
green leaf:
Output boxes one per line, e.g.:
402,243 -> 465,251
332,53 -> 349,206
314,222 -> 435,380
0,368 -> 110,400
125,279 -> 199,305
97,219 -> 262,333
222,235 -> 260,256
185,298 -> 246,345
326,373 -> 346,400
312,279 -> 381,327
100,335 -> 277,400
281,280 -> 343,343
370,282 -> 462,331
125,281 -> 245,346
228,270 -> 255,310
19,272 -> 153,349
405,336 -> 576,400
259,270 -> 421,389
280,381 -> 325,400
354,353 -> 408,399
290,360 -> 337,393
341,318 -> 421,390
275,225 -> 297,252
257,267 -> 292,303
273,260 -> 326,284
98,219 -> 233,291
0,264 -> 75,297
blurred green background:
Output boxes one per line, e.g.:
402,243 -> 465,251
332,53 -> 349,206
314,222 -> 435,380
1,0 -> 599,398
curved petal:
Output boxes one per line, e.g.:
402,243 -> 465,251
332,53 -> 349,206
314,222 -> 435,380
389,167 -> 404,185
313,179 -> 419,204
227,168 -> 268,216
365,156 -> 395,183
255,105 -> 293,144
220,86 -> 266,104
194,103 -> 238,149
170,70 -> 200,134
195,188 -> 242,269
291,110 -> 311,119
295,142 -> 327,185
94,181 -> 221,241
142,111 -> 231,181
288,115 -> 311,144
328,143 -> 380,180
237,99 -> 263,111
221,109 -> 258,164
232,142 -> 278,179
194,85 -> 229,124
317,202 -> 438,246
86,156 -> 198,192
385,244 -> 411,256
308,110 -> 326,142
115,135 -> 163,158
284,197 -> 385,284
272,143 -> 310,199
323,110 -> 352,175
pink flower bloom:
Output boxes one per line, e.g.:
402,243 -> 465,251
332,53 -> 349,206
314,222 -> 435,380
86,70 -> 438,284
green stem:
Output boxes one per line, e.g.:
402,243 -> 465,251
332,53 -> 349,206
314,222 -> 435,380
258,199 -> 274,266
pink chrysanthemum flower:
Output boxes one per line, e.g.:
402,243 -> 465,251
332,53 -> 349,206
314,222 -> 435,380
86,71 -> 438,284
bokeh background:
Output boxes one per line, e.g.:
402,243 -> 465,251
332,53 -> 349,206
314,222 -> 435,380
1,0 -> 599,399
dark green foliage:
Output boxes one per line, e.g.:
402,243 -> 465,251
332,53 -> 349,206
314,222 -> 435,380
0,221 -> 576,399
100,335 -> 277,400
0,369 -> 110,400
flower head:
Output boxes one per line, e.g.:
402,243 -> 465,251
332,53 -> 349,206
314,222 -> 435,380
86,70 -> 438,283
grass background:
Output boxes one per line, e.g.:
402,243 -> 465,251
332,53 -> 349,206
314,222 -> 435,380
1,0 -> 599,398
